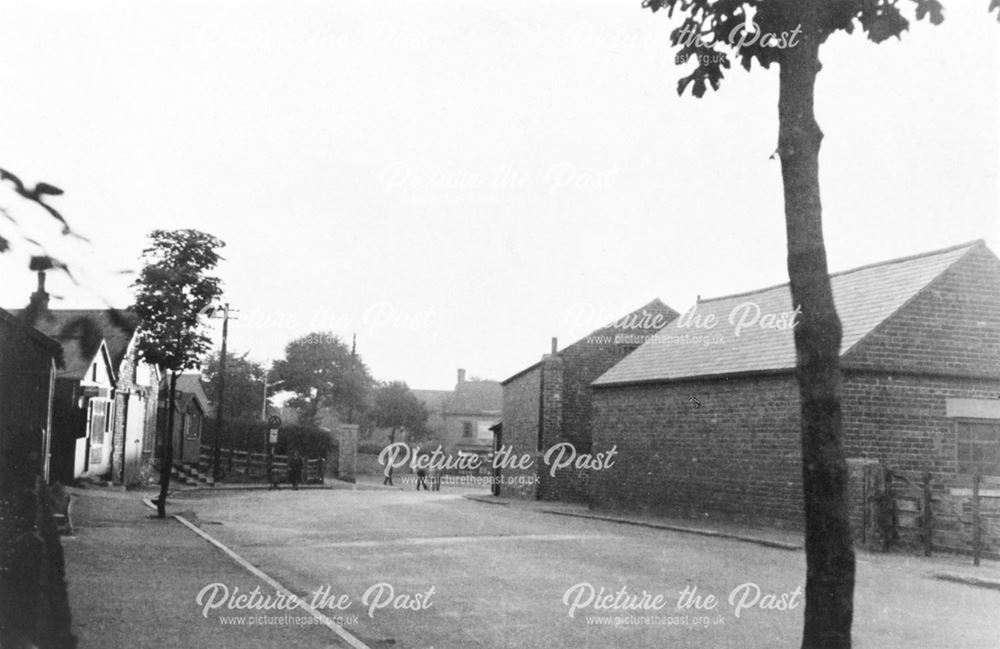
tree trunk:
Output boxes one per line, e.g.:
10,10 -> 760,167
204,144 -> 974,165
777,21 -> 855,649
157,371 -> 179,519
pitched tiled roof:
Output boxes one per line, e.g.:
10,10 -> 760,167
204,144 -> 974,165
594,241 -> 983,386
13,309 -> 138,378
164,373 -> 211,414
444,380 -> 502,415
0,307 -> 62,356
502,298 -> 677,385
411,389 -> 451,414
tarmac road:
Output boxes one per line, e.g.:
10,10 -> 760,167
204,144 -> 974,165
165,487 -> 1000,649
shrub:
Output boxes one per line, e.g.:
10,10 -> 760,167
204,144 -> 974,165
201,417 -> 332,458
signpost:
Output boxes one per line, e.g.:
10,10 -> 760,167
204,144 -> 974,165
267,416 -> 281,483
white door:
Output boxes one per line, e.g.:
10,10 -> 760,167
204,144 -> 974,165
85,397 -> 112,475
123,393 -> 144,484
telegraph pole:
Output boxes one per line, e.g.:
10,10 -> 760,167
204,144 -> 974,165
347,333 -> 357,425
211,303 -> 236,481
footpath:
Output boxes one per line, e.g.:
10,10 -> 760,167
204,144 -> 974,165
61,486 -> 351,649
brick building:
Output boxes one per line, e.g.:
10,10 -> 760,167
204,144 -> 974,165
14,273 -> 160,485
589,241 -> 1000,527
499,298 -> 678,502
0,307 -> 60,484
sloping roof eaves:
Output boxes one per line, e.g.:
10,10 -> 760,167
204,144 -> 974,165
0,307 -> 62,356
13,308 -> 138,372
444,380 -> 502,415
501,360 -> 541,386
501,298 -> 677,385
594,241 -> 982,386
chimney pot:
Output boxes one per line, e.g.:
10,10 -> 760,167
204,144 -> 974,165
30,270 -> 50,312
551,337 -> 558,354
457,368 -> 466,384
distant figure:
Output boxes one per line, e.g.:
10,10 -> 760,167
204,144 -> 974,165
416,466 -> 428,491
289,451 -> 304,491
428,465 -> 441,491
383,466 -> 393,486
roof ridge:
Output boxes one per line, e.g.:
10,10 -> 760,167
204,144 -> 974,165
696,240 -> 983,305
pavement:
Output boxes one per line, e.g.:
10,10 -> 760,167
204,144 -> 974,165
61,487 -> 354,649
59,482 -> 1000,649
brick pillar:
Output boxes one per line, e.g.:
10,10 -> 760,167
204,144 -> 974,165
537,353 -> 563,499
334,423 -> 358,483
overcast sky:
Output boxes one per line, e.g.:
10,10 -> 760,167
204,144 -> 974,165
0,1 -> 997,390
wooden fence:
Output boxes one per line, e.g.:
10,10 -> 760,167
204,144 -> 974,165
199,444 -> 326,484
854,462 -> 1000,564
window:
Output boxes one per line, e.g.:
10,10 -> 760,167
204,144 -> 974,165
957,421 -> 1000,476
184,408 -> 202,440
462,421 -> 474,438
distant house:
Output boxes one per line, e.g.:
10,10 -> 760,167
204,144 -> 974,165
499,298 -> 678,502
440,369 -> 501,454
0,307 -> 60,483
158,373 -> 210,467
361,373 -> 501,452
14,273 -> 160,485
589,241 -> 1000,528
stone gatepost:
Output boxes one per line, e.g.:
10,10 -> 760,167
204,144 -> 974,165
334,424 -> 358,483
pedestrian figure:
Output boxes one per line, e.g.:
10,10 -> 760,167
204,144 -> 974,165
289,450 -> 304,491
416,467 -> 428,491
429,465 -> 441,491
383,466 -> 393,486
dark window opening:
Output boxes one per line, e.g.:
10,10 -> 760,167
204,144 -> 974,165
957,420 -> 1000,476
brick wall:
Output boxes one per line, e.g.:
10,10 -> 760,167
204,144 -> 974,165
587,247 -> 1000,526
540,339 -> 638,502
110,345 -> 159,487
504,300 -> 679,503
589,374 -> 1000,528
591,375 -> 804,524
842,372 -> 1000,475
110,355 -> 134,485
499,365 -> 541,498
843,245 -> 1000,377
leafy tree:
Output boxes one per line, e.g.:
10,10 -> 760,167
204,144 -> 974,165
132,229 -> 224,518
371,381 -> 430,445
271,332 -> 373,426
202,351 -> 267,422
640,1 -> 997,646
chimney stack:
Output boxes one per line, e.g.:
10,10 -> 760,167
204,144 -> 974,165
29,271 -> 49,312
551,337 -> 558,354
457,368 -> 466,384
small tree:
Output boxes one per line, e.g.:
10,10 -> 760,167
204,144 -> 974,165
372,381 -> 430,444
271,332 -> 373,425
202,350 -> 266,423
132,229 -> 224,518
641,1 -> 997,647
370,381 -> 429,485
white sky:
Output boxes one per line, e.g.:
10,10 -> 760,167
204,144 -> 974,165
0,0 -> 997,390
